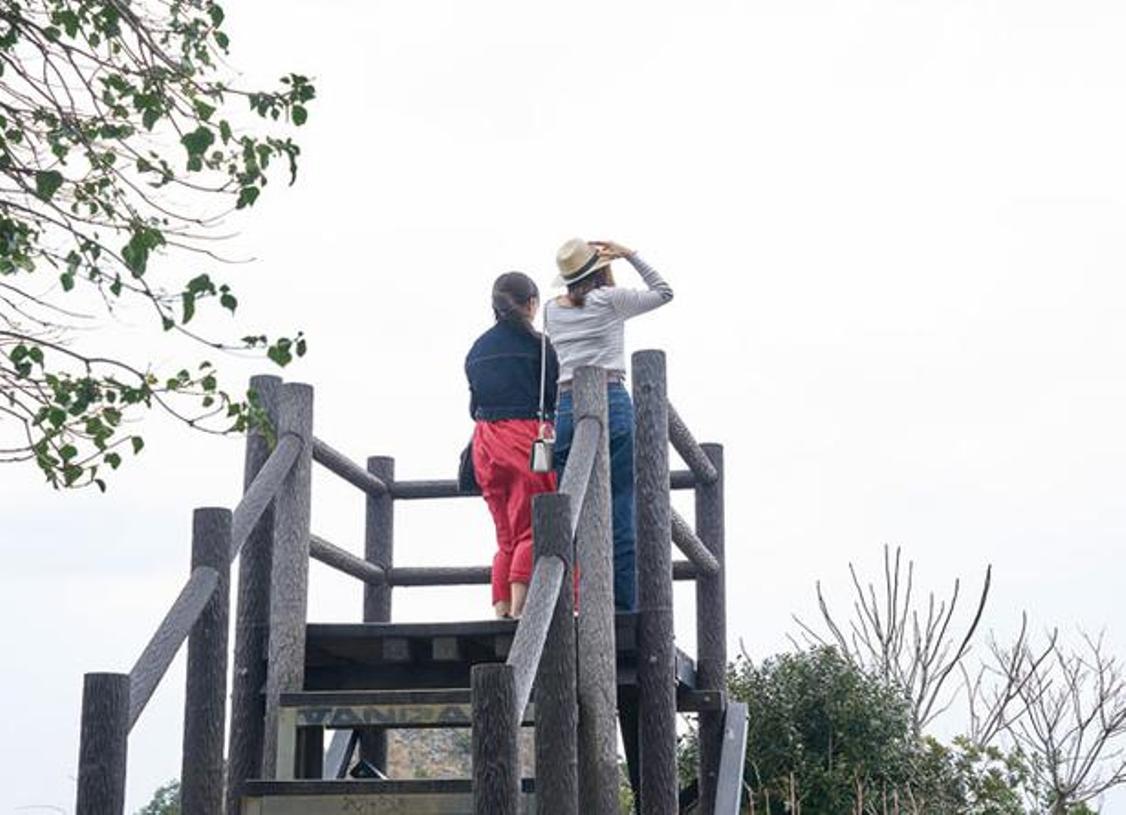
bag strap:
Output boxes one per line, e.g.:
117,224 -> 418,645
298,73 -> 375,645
537,306 -> 548,436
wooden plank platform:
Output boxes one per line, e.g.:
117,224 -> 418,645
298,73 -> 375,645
241,779 -> 536,815
303,613 -> 698,692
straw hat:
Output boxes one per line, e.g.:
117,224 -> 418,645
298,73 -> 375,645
553,238 -> 612,288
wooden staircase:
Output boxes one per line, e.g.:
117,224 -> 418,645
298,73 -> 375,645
240,614 -> 722,812
73,352 -> 747,815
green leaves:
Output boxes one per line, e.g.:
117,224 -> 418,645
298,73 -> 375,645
181,126 -> 215,158
121,225 -> 166,277
236,186 -> 260,209
266,333 -> 307,368
2,0 -> 314,491
34,170 -> 64,201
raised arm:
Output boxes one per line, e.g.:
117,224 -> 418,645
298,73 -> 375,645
605,253 -> 674,319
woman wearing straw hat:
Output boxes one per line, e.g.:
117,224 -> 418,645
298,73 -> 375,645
546,238 -> 674,611
466,272 -> 559,618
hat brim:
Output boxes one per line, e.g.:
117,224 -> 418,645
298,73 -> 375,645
552,256 -> 613,289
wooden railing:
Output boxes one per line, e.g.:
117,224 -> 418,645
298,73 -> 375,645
75,376 -> 311,815
74,349 -> 730,815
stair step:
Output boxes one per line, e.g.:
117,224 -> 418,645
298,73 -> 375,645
303,612 -> 700,691
242,779 -> 535,815
279,689 -> 535,728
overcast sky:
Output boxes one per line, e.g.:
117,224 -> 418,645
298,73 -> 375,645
3,0 -> 1126,810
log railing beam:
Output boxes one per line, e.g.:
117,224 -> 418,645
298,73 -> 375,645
228,374 -> 281,811
312,437 -> 389,496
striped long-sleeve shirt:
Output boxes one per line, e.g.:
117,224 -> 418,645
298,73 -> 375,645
544,255 -> 673,384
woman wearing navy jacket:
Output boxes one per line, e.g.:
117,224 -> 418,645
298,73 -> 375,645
465,272 -> 559,618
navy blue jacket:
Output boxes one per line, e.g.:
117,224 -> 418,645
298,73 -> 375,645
465,320 -> 559,421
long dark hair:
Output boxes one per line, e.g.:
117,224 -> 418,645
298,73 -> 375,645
566,267 -> 614,307
492,271 -> 539,337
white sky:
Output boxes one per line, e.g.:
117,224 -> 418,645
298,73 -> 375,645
2,0 -> 1126,810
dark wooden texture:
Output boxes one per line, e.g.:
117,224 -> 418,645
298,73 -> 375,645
312,437 -> 389,496
670,508 -> 719,576
309,533 -> 386,583
632,350 -> 678,814
228,374 -> 281,814
471,663 -> 520,815
506,555 -> 565,714
295,726 -> 325,779
532,493 -> 578,815
695,442 -> 727,813
181,508 -> 231,815
363,456 -> 395,620
361,454 -> 394,771
715,702 -> 749,815
389,471 -> 696,500
241,778 -> 537,813
262,382 -> 314,778
667,403 -> 718,485
673,560 -> 700,581
309,533 -> 508,587
389,565 -> 491,585
127,565 -> 218,727
230,433 -> 301,558
557,415 -> 600,533
571,366 -> 619,815
75,672 -> 129,815
618,685 -> 641,812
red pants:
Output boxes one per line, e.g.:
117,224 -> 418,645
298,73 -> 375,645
473,419 -> 557,605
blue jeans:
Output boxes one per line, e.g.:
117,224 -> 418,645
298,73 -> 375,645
553,383 -> 637,612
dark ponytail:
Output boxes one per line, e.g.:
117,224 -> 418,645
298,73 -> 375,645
492,271 -> 539,337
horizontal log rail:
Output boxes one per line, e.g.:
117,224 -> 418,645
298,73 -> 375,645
671,509 -> 720,576
505,555 -> 566,715
389,470 -> 697,501
310,534 -> 386,583
310,529 -> 702,586
127,566 -> 219,728
668,403 -> 718,486
312,437 -> 389,497
230,432 -> 303,559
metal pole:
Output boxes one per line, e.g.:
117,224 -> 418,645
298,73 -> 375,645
533,493 -> 578,815
75,672 -> 129,815
572,366 -> 620,815
261,382 -> 314,778
696,443 -> 727,812
633,349 -> 678,814
181,508 -> 231,814
228,374 -> 281,811
361,455 -> 394,770
471,663 -> 520,815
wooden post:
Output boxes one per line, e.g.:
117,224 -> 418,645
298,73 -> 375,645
696,443 -> 727,812
181,508 -> 231,814
75,672 -> 129,815
360,455 -> 394,770
633,350 -> 678,814
572,366 -> 620,815
472,663 -> 520,815
227,375 -> 281,812
261,382 -> 314,778
533,493 -> 578,815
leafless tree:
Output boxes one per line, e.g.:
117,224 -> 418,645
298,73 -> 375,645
1002,631 -> 1126,812
793,545 -> 991,730
960,613 -> 1058,749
